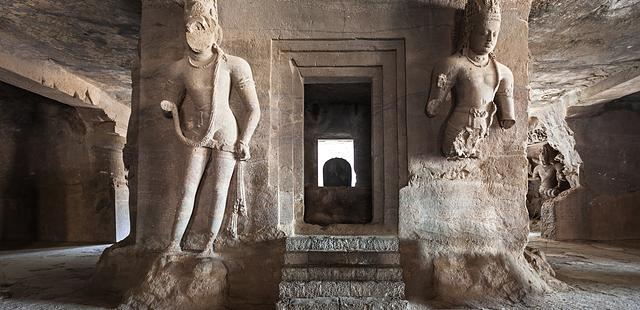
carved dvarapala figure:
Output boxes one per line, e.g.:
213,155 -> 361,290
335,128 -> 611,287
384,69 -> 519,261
532,148 -> 566,198
425,0 -> 515,159
160,0 -> 260,255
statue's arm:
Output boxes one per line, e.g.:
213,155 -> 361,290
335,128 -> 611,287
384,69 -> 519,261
160,62 -> 185,117
425,59 -> 456,117
531,166 -> 541,180
495,65 -> 515,129
231,57 -> 261,159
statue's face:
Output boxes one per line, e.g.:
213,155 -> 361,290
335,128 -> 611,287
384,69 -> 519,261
185,15 -> 217,54
468,19 -> 500,55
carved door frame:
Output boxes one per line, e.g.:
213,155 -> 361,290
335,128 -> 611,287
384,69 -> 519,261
270,39 -> 407,236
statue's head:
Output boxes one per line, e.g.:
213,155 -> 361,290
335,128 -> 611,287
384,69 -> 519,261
463,0 -> 501,55
184,0 -> 222,54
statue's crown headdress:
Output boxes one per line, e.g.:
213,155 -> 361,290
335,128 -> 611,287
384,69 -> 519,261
467,0 -> 501,24
184,0 -> 223,46
185,0 -> 219,26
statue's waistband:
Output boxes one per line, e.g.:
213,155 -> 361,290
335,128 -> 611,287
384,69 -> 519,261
201,139 -> 235,153
451,103 -> 495,115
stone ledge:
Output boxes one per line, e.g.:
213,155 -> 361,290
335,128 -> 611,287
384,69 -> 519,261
282,267 -> 403,281
284,252 -> 400,266
277,297 -> 409,310
279,281 -> 405,299
286,236 -> 399,252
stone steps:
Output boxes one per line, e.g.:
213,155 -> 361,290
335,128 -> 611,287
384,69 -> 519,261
282,266 -> 403,281
279,281 -> 405,299
284,252 -> 400,266
277,297 -> 409,310
286,236 -> 399,252
278,236 -> 408,309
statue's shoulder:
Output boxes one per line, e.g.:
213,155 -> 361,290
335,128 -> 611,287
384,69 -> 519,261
494,60 -> 514,80
225,55 -> 252,72
433,53 -> 464,72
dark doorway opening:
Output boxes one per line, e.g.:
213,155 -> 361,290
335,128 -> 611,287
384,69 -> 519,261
303,83 -> 372,225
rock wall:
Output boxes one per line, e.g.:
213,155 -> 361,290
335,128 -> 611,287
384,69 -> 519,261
0,81 -> 128,245
542,93 -> 640,240
114,0 -> 553,308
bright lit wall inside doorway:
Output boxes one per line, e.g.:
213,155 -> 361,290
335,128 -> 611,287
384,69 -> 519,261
317,139 -> 356,187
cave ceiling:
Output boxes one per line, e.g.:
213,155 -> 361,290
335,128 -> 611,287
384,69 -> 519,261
0,0 -> 140,105
0,1 -> 638,110
529,0 -> 640,108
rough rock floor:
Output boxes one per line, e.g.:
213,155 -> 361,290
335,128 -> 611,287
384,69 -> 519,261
1,239 -> 639,309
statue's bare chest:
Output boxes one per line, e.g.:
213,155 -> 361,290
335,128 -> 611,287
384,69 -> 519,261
182,65 -> 230,106
456,63 -> 499,95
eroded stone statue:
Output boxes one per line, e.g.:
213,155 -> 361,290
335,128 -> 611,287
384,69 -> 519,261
532,149 -> 566,198
425,0 -> 515,159
160,0 -> 260,255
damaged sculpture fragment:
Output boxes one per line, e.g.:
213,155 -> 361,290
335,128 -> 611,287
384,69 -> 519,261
425,0 -> 516,159
160,0 -> 260,256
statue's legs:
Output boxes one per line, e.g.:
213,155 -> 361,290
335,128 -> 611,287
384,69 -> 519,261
166,147 -> 211,252
200,150 -> 236,255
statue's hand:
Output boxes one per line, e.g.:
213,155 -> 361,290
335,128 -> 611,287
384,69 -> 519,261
425,100 -> 438,118
160,100 -> 176,113
235,141 -> 251,161
160,100 -> 176,119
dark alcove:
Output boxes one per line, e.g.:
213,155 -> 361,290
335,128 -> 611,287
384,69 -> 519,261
303,83 -> 372,225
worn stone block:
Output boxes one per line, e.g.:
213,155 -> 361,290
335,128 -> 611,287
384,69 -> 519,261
279,281 -> 405,299
282,267 -> 403,281
277,297 -> 409,310
286,236 -> 399,252
285,252 -> 400,266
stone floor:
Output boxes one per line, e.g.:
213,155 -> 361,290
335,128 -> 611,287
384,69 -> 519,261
1,238 -> 639,309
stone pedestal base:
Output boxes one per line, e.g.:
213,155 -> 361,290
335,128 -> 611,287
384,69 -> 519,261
93,245 -> 227,310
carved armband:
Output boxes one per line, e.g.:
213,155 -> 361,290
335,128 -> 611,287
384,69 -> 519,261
236,77 -> 255,90
496,84 -> 514,99
437,74 -> 448,89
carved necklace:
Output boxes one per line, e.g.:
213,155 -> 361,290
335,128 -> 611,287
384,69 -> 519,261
464,49 -> 490,68
188,55 -> 216,69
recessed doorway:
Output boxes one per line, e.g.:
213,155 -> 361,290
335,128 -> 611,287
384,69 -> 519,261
303,83 -> 372,225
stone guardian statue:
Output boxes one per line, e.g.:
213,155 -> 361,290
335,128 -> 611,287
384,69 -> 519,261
159,0 -> 260,255
425,0 -> 515,159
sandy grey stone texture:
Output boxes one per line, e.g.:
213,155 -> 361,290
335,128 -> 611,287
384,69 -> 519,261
111,0 -> 558,308
529,0 -> 640,106
0,81 -> 128,244
541,92 -> 640,241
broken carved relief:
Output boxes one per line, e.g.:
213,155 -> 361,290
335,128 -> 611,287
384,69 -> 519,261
425,0 -> 516,159
159,0 -> 260,255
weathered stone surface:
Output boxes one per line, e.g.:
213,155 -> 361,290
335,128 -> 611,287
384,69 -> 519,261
0,1 -> 139,104
277,297 -> 408,310
286,236 -> 399,252
0,81 -> 128,245
279,281 -> 405,299
280,235 -> 409,306
285,252 -> 401,267
530,0 -> 640,107
120,255 -> 226,310
400,0 -> 560,305
541,93 -> 640,241
126,0 -> 555,308
282,267 -> 403,282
